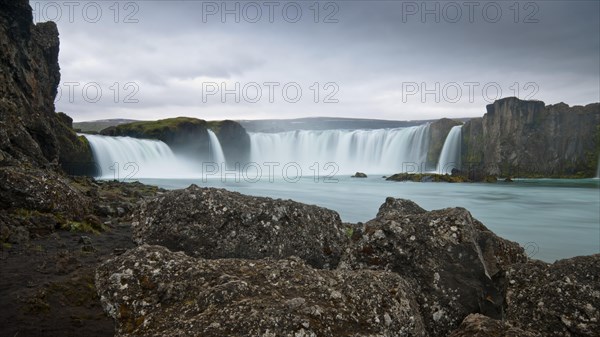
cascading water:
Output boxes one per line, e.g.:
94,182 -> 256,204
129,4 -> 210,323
207,130 -> 227,165
436,125 -> 462,174
249,124 -> 431,174
84,134 -> 200,179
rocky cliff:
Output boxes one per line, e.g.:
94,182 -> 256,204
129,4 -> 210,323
0,0 -> 94,174
461,97 -> 600,177
100,117 -> 250,165
426,118 -> 463,170
1,0 -> 98,243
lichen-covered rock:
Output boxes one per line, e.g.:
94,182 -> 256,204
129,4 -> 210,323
0,166 -> 91,218
339,197 -> 527,335
132,185 -> 347,269
505,254 -> 600,336
96,245 -> 427,337
448,314 -> 541,337
0,166 -> 93,241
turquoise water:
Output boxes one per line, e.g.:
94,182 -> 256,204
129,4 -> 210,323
135,176 -> 600,263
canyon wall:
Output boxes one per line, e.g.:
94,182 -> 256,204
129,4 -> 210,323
461,97 -> 599,177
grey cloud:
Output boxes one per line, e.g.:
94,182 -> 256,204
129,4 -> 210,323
31,0 -> 599,122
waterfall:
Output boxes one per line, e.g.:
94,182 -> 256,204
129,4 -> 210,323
249,124 -> 431,174
207,130 -> 227,165
437,125 -> 462,174
84,134 -> 199,179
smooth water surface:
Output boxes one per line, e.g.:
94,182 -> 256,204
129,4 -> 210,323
135,176 -> 600,263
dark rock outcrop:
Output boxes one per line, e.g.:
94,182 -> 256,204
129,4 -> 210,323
462,97 -> 600,177
448,314 -> 540,337
427,118 -> 463,169
96,245 -> 427,337
505,254 -> 600,336
339,197 -> 528,335
0,166 -> 92,243
351,172 -> 367,178
385,172 -> 497,183
132,185 -> 347,269
212,119 -> 251,165
0,0 -> 94,175
97,193 -> 600,337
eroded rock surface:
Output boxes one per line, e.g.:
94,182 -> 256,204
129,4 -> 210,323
448,314 -> 540,337
132,185 -> 347,269
96,245 -> 427,337
339,197 -> 527,335
505,255 -> 600,336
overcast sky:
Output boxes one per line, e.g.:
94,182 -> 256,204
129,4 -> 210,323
31,0 -> 600,122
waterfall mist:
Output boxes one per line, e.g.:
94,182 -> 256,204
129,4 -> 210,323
249,124 -> 431,174
84,135 -> 200,179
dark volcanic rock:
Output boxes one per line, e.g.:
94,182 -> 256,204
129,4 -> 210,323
132,185 -> 347,269
462,97 -> 600,177
505,254 -> 600,336
96,245 -> 427,337
0,166 -> 91,216
339,197 -> 528,335
427,118 -> 462,170
212,119 -> 251,165
448,314 -> 540,337
0,0 -> 94,174
0,166 -> 92,241
351,172 -> 368,178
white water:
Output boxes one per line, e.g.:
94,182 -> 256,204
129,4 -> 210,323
249,124 -> 431,174
437,125 -> 462,174
84,134 -> 200,179
207,130 -> 227,165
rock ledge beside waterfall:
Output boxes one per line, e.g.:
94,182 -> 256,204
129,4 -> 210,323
96,186 -> 600,337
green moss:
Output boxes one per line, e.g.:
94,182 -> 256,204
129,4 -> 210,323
385,172 -> 495,183
61,221 -> 104,234
345,227 -> 354,238
109,117 -> 207,138
206,120 -> 224,133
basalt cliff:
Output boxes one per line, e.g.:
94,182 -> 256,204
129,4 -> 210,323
461,98 -> 600,178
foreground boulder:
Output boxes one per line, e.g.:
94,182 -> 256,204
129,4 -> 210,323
448,314 -> 540,337
96,245 -> 427,337
339,198 -> 528,335
505,254 -> 600,336
0,166 -> 93,242
132,185 -> 347,269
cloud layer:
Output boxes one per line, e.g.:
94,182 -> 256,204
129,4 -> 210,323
31,1 -> 600,122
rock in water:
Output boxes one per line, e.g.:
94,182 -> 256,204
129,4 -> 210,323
132,185 -> 347,269
96,245 -> 427,337
505,254 -> 600,336
339,197 -> 528,335
351,172 -> 368,178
